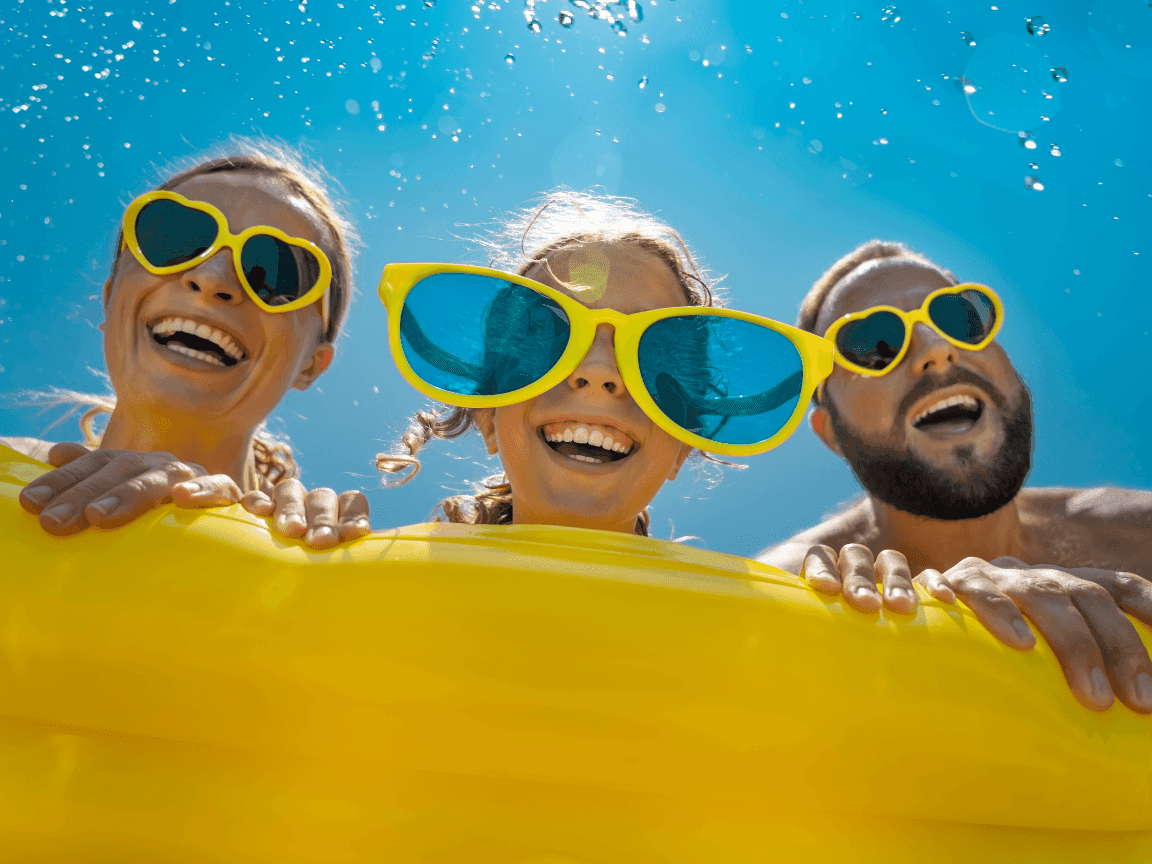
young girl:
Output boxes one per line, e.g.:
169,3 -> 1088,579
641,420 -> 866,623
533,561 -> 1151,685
6,140 -> 369,547
376,192 -> 830,536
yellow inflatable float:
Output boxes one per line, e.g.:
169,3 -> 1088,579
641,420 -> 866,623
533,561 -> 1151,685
0,443 -> 1150,862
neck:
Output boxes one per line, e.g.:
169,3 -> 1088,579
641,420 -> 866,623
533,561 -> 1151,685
867,494 -> 1038,573
510,496 -> 639,535
100,404 -> 255,489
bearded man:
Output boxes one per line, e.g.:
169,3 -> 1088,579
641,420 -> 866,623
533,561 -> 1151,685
759,240 -> 1152,713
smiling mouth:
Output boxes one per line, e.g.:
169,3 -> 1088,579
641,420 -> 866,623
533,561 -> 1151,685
912,394 -> 984,433
540,421 -> 635,464
148,316 -> 248,368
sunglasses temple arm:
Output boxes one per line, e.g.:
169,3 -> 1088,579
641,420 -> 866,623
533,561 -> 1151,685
398,311 -> 486,384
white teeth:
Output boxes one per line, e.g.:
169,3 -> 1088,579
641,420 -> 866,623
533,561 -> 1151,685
912,394 -> 980,426
601,435 -> 613,450
566,452 -> 607,464
588,430 -> 604,447
563,428 -> 574,443
573,427 -> 590,444
165,342 -> 226,367
149,316 -> 247,362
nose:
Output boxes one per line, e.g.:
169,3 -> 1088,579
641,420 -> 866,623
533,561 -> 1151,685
181,249 -> 244,306
906,321 -> 956,374
567,324 -> 625,396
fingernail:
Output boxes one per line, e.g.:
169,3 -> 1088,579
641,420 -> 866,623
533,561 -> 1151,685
1090,668 -> 1111,703
182,481 -> 202,493
888,587 -> 909,601
23,486 -> 54,505
854,586 -> 873,598
310,526 -> 336,543
89,496 -> 120,516
1012,619 -> 1034,643
1136,673 -> 1152,707
42,503 -> 76,524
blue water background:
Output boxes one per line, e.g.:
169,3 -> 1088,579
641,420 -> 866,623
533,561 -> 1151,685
1,0 -> 1149,555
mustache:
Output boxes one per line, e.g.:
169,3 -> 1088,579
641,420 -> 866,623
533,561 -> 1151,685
896,366 -> 1009,421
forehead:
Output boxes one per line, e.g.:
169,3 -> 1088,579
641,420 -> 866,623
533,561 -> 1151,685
817,261 -> 953,335
527,243 -> 687,314
170,170 -> 324,245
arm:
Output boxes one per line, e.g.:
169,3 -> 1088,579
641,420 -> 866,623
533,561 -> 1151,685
0,436 -> 59,463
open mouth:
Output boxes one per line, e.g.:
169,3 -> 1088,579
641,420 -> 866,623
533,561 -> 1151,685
911,394 -> 984,434
540,421 -> 635,464
148,316 -> 247,368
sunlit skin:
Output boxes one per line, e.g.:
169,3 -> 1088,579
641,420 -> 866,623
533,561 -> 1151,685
474,244 -> 690,534
758,258 -> 1152,714
98,170 -> 334,482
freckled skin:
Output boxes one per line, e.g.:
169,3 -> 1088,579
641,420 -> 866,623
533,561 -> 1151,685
475,244 -> 690,535
757,261 -> 1152,577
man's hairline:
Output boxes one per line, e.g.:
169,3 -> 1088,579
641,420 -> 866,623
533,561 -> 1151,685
814,257 -> 957,337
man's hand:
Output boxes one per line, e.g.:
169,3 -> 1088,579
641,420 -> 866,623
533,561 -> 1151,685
916,557 -> 1152,714
239,478 -> 371,549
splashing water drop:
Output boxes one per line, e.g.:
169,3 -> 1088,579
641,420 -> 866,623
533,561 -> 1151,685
1019,131 -> 1038,149
959,76 -> 977,94
423,0 -> 434,6
1026,16 -> 1050,36
1025,176 -> 1044,191
369,57 -> 382,72
638,75 -> 648,89
558,10 -> 573,26
1050,144 -> 1061,156
1115,158 -> 1124,168
1028,162 -> 1039,170
961,30 -> 977,46
1051,67 -> 1067,83
612,20 -> 627,35
527,18 -> 541,32
504,53 -> 515,65
880,5 -> 901,25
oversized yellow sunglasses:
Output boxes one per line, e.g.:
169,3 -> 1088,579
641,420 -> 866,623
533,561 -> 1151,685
378,263 -> 834,457
823,283 -> 1003,377
122,190 -> 332,329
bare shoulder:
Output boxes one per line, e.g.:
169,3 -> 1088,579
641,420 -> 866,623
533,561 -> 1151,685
0,436 -> 55,463
756,499 -> 875,574
1018,486 -> 1152,528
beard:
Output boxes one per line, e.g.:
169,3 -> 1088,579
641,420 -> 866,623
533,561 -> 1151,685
825,373 -> 1034,521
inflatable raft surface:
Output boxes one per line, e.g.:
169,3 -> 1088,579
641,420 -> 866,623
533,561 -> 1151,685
1,444 -> 1150,863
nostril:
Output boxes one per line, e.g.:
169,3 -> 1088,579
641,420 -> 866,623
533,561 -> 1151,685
214,291 -> 233,302
575,377 -> 589,388
604,381 -> 616,394
189,281 -> 201,293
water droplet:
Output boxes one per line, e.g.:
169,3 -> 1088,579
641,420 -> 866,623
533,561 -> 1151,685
959,76 -> 977,94
595,129 -> 601,135
611,20 -> 627,35
423,0 -> 434,6
808,139 -> 824,153
1028,162 -> 1039,170
655,102 -> 666,113
638,75 -> 648,89
1026,16 -> 1050,36
1051,66 -> 1067,83
880,5 -> 901,25
504,53 -> 515,65
1018,131 -> 1038,149
961,30 -> 977,46
558,10 -> 573,26
369,57 -> 382,72
1025,176 -> 1045,191
1050,144 -> 1061,156
1115,158 -> 1124,168
345,98 -> 360,115
527,18 -> 541,32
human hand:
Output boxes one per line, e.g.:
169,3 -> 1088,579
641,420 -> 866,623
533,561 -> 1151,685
799,544 -> 920,615
18,446 -> 239,534
915,556 -> 1152,713
240,478 -> 370,549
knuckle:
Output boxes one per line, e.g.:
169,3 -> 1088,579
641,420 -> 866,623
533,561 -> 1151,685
1071,581 -> 1113,604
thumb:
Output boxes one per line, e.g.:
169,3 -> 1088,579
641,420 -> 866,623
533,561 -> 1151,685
171,474 -> 242,508
46,441 -> 92,468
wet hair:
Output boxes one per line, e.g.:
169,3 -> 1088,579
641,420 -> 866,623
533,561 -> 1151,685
796,239 -> 956,335
376,190 -> 720,535
54,137 -> 359,492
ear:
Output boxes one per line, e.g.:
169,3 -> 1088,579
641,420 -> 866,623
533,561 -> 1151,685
102,277 -> 113,309
666,443 -> 692,481
292,342 -> 335,391
809,405 -> 844,457
474,408 -> 499,455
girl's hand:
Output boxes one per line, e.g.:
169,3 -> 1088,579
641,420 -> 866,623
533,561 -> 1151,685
240,478 -> 371,549
19,445 -> 237,534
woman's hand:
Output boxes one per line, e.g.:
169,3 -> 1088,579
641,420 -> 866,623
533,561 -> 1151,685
240,479 -> 370,549
19,444 -> 371,549
916,557 -> 1152,714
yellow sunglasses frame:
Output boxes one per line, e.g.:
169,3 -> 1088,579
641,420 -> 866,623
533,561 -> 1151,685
823,283 -> 1004,377
121,190 -> 333,330
378,263 -> 834,457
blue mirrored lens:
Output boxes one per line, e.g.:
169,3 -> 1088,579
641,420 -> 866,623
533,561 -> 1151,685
240,235 -> 319,306
928,289 -> 997,344
399,272 -> 571,396
836,311 -> 905,370
135,199 -> 217,267
637,315 -> 806,446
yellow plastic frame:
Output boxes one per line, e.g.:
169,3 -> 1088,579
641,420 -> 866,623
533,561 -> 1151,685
378,263 -> 834,457
122,190 -> 332,329
823,283 -> 1004,377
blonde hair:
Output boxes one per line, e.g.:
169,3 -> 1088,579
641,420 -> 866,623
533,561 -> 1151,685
42,137 -> 359,493
797,239 -> 956,334
377,191 -> 721,535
